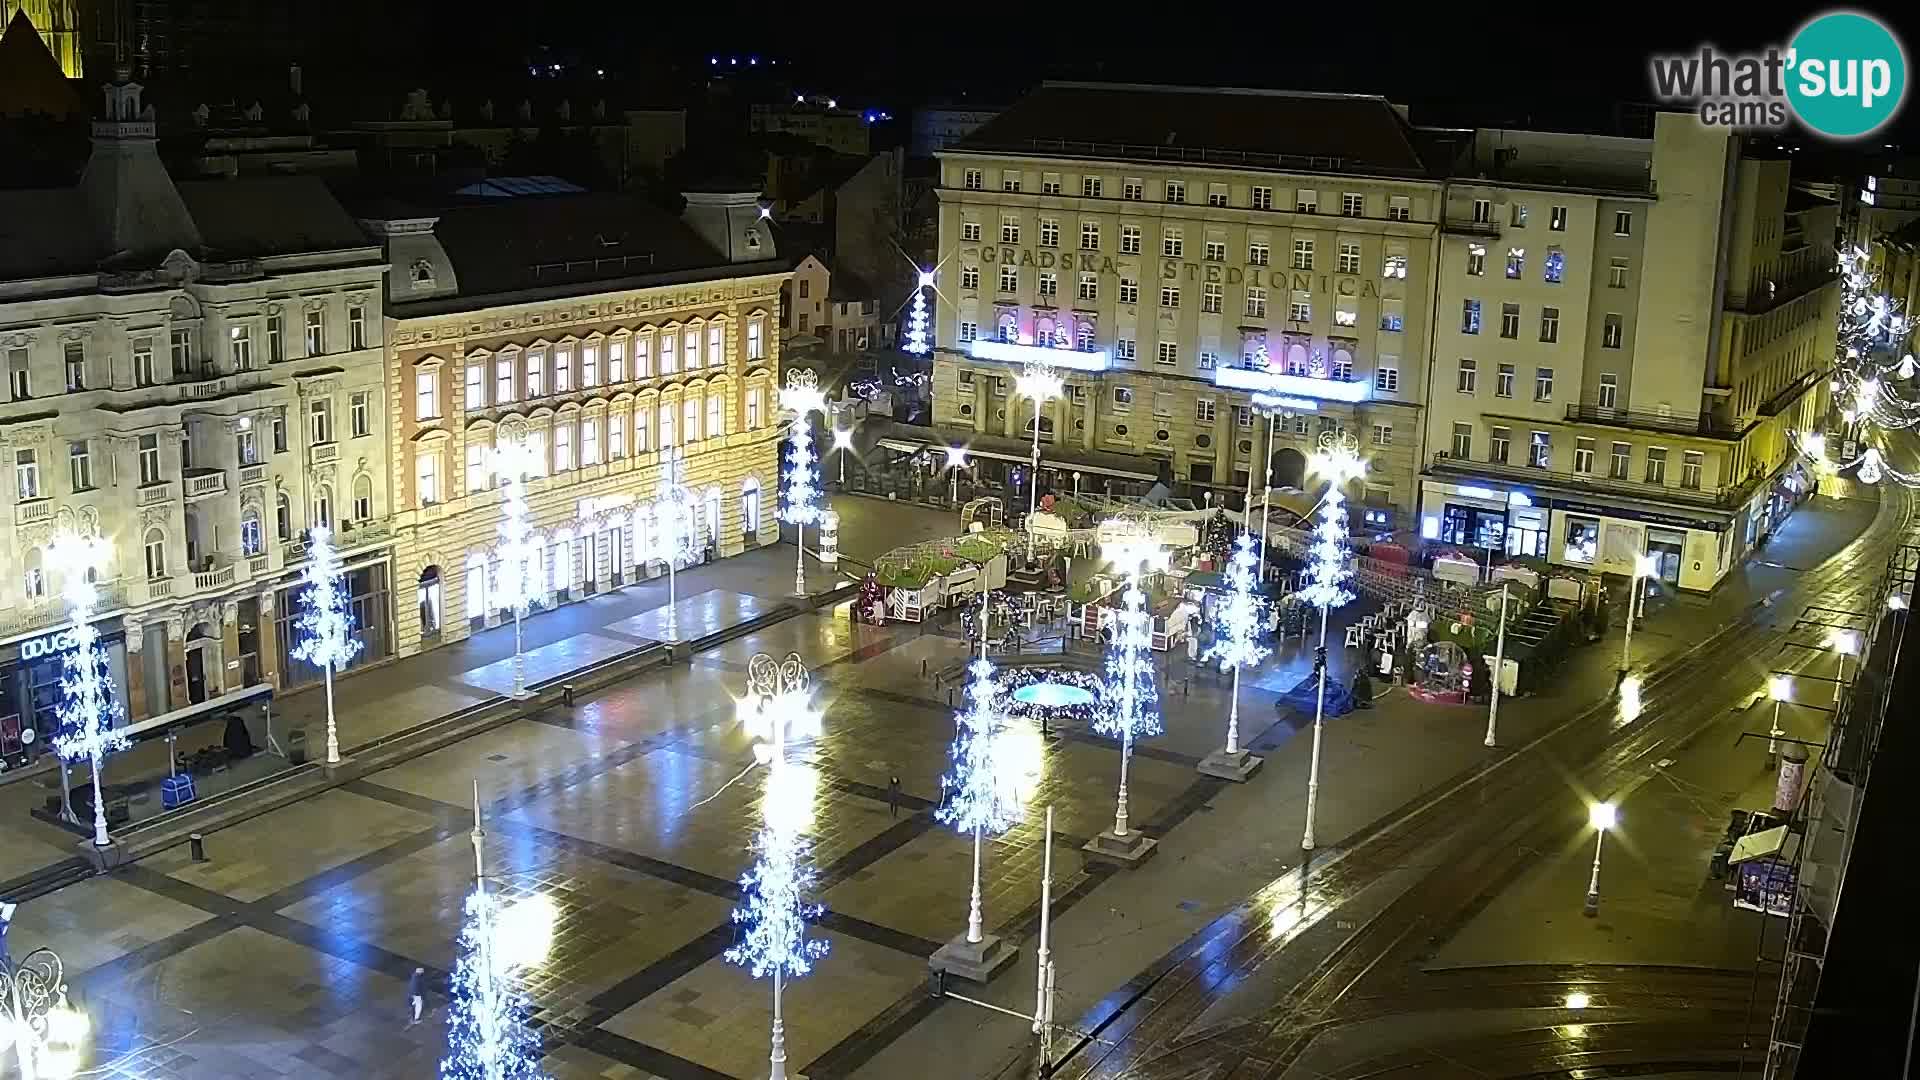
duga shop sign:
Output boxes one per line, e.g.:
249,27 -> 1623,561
19,627 -> 81,662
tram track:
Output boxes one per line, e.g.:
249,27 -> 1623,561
1048,473 -> 1916,1080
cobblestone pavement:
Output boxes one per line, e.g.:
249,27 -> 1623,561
2,490 -> 1888,1080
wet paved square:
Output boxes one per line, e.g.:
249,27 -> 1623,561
602,589 -> 773,643
459,632 -> 644,694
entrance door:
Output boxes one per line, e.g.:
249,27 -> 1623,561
186,648 -> 207,704
1645,528 -> 1686,585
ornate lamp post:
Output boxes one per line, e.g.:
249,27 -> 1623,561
1248,393 -> 1293,576
1300,431 -> 1364,853
1583,801 -> 1618,916
779,370 -> 827,597
0,940 -> 89,1080
1015,361 -> 1063,559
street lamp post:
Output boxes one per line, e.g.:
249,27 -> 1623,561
1015,362 -> 1064,560
1767,674 -> 1792,767
1828,629 -> 1859,705
1484,583 -> 1510,748
1584,801 -> 1617,916
0,935 -> 89,1080
1300,433 -> 1364,852
832,427 -> 854,487
1248,398 -> 1287,577
945,445 -> 968,506
1619,552 -> 1659,673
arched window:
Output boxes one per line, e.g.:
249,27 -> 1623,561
143,528 -> 167,579
741,476 -> 762,536
353,474 -> 373,520
465,552 -> 487,620
22,547 -> 45,600
998,312 -> 1019,342
411,259 -> 435,286
313,485 -> 333,531
418,565 -> 442,636
241,508 -> 264,557
275,491 -> 293,541
1077,322 -> 1096,352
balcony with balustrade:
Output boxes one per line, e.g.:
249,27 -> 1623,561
1559,402 -> 1750,441
1428,451 -> 1758,512
183,468 -> 229,501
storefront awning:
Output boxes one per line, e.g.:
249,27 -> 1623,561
1730,824 -> 1799,865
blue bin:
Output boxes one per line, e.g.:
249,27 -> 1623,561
161,773 -> 197,810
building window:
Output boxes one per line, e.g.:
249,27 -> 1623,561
241,510 -> 264,557
1163,228 -> 1183,258
313,485 -> 333,529
1078,273 -> 1098,302
1472,198 -> 1492,223
582,344 -> 600,387
1462,299 -> 1481,334
1077,324 -> 1096,351
352,475 -> 372,520
747,318 -> 766,361
1603,314 -> 1623,349
1082,176 -> 1103,198
467,444 -> 490,492
1549,205 -> 1567,231
1204,240 -> 1225,262
1202,283 -> 1222,312
1246,242 -> 1269,267
1609,258 -> 1630,289
1208,183 -> 1229,207
682,398 -> 700,443
1380,301 -> 1404,332
1334,307 -> 1358,328
7,349 -> 28,400
497,356 -> 517,403
267,316 -> 283,362
1506,248 -> 1525,279
1040,218 -> 1059,248
1164,180 -> 1185,203
1466,244 -> 1486,276
961,266 -> 980,290
1544,249 -> 1565,284
170,329 -> 193,374
997,315 -> 1018,342
1452,422 -> 1472,458
1295,189 -> 1318,213
1500,303 -> 1520,338
1374,365 -> 1399,393
1081,222 -> 1100,250
465,360 -> 485,407
1613,210 -> 1633,236
237,428 -> 258,466
962,221 -> 982,242
1196,399 -> 1216,423
352,391 -> 371,436
1682,450 -> 1704,489
1233,404 -> 1252,428
963,168 -> 982,190
1388,196 -> 1411,222
1001,216 -> 1020,244
554,422 -> 574,470
1510,203 -> 1529,227
273,412 -> 287,453
1574,437 -> 1595,474
1342,192 -> 1364,217
999,266 -> 1019,293
1457,358 -> 1477,393
309,398 -> 332,444
1383,252 -> 1408,279
414,371 -> 439,419
1490,426 -> 1511,463
1252,186 -> 1273,210
1015,175 -> 1032,193
1246,287 -> 1267,318
1197,350 -> 1217,370
144,528 -> 167,579
1292,238 -> 1314,270
1534,367 -> 1554,401
1040,272 -> 1058,298
1496,363 -> 1515,398
1119,278 -> 1139,305
304,309 -> 325,355
64,341 -> 86,390
682,328 -> 700,371
1598,372 -> 1619,409
636,405 -> 652,449
1610,442 -> 1631,480
14,448 -> 39,500
1540,306 -> 1560,343
416,449 -> 441,503
1529,430 -> 1550,468
1371,423 -> 1393,446
1331,354 -> 1353,380
133,337 -> 157,386
1155,342 -> 1178,366
1645,446 -> 1667,484
1120,225 -> 1142,254
349,305 -> 368,350
609,414 -> 626,459
276,492 -> 292,540
1124,179 -> 1143,200
1289,296 -> 1312,322
707,395 -> 724,439
1115,339 -> 1136,362
1113,386 -> 1134,411
958,321 -> 978,343
1338,242 -> 1360,274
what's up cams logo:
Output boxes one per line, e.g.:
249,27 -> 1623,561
1649,11 -> 1908,139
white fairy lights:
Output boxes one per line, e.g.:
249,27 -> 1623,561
290,525 -> 363,762
780,370 -> 826,595
903,269 -> 933,356
47,531 -> 127,849
1203,532 -> 1270,758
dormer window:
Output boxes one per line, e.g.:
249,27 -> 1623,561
410,259 -> 435,288
745,228 -> 761,252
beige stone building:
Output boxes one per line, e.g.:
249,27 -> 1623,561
356,188 -> 789,658
928,83 -> 1441,522
1422,114 -> 1838,592
0,74 -> 393,762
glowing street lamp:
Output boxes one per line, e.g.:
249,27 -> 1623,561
1767,674 -> 1792,766
0,939 -> 89,1080
1619,552 -> 1659,673
1484,583 -> 1510,748
1828,629 -> 1860,705
1583,801 -> 1617,916
832,426 -> 855,486
1015,362 -> 1064,558
944,445 -> 968,504
1618,674 -> 1643,722
1300,432 -> 1364,852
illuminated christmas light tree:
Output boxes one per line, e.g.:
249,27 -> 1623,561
903,269 -> 933,356
779,369 -> 826,596
48,531 -> 128,848
1084,522 -> 1164,864
290,525 -> 364,761
1300,432 -> 1363,851
647,446 -> 704,639
442,787 -> 548,1080
1199,531 -> 1270,780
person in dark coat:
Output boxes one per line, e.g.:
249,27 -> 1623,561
1351,666 -> 1374,709
223,712 -> 255,760
886,776 -> 903,819
406,967 -> 426,1026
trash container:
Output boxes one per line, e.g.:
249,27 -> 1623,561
287,727 -> 308,766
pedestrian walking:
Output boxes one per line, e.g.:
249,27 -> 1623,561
406,966 -> 426,1027
886,776 -> 903,819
